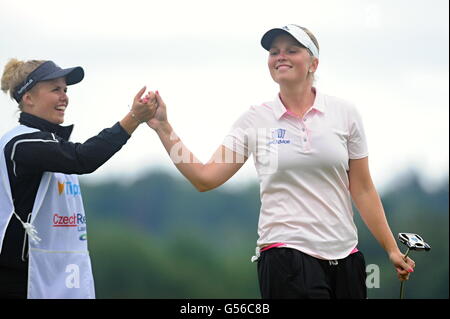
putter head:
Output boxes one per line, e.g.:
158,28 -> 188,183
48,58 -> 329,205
398,233 -> 431,251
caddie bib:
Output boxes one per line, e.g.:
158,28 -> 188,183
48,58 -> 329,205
0,125 -> 95,299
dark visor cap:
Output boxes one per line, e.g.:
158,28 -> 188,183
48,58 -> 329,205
13,61 -> 84,103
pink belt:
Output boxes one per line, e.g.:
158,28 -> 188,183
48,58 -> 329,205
260,243 -> 287,252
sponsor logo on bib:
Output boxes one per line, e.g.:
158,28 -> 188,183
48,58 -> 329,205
52,213 -> 87,240
57,181 -> 81,196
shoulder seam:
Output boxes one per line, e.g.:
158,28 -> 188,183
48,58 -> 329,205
11,134 -> 58,177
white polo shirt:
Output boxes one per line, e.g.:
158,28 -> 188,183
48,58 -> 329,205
222,88 -> 368,260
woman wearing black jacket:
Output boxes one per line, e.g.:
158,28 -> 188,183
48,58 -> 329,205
0,58 -> 156,298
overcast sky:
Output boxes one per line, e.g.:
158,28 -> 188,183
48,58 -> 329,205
1,0 -> 448,191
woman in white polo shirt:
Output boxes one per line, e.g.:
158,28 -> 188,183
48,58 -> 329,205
147,24 -> 415,298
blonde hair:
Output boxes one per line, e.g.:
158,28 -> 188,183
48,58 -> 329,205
1,58 -> 46,108
295,25 -> 319,83
298,26 -> 320,55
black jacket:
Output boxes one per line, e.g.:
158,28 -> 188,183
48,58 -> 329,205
0,112 -> 130,298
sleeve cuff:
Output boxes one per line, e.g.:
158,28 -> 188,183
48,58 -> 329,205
114,122 -> 132,140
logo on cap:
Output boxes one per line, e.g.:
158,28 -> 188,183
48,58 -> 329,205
17,79 -> 34,95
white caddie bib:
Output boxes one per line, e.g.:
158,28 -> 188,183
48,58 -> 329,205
0,125 -> 95,299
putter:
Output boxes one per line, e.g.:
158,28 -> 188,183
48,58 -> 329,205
398,233 -> 431,299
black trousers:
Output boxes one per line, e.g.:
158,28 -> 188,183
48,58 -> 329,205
257,248 -> 367,299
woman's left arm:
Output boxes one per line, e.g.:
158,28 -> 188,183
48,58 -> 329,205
348,157 -> 415,281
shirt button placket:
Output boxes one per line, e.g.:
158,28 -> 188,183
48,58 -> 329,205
298,119 -> 304,150
301,116 -> 310,151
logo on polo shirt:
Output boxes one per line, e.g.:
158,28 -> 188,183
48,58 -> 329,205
57,181 -> 81,196
268,128 -> 291,145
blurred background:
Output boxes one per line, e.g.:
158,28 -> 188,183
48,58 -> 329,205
1,0 -> 448,298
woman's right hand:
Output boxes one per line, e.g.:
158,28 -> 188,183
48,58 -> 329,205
120,87 -> 158,135
131,87 -> 157,123
147,90 -> 169,133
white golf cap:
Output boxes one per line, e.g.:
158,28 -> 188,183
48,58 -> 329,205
261,24 -> 319,58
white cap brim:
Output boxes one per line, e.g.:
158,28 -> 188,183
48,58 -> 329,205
261,24 -> 319,58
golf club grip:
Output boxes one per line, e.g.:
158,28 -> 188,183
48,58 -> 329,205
399,248 -> 410,299
400,281 -> 405,299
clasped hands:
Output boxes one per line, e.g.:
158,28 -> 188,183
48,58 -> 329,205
130,86 -> 166,128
